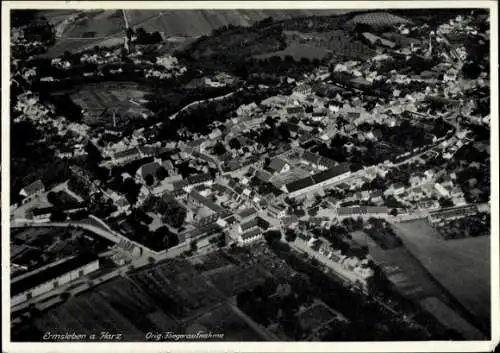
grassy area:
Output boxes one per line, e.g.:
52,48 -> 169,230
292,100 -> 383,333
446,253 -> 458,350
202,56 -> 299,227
70,82 -> 151,129
393,220 -> 490,334
255,42 -> 330,61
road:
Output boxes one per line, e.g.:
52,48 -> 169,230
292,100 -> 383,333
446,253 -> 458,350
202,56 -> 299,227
121,9 -> 130,52
168,89 -> 240,121
11,219 -> 156,257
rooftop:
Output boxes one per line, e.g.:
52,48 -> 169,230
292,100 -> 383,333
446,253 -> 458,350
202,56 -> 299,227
268,158 -> 289,173
240,227 -> 262,240
238,208 -> 258,219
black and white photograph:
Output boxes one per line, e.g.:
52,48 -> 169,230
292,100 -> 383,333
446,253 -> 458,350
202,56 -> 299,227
2,1 -> 498,351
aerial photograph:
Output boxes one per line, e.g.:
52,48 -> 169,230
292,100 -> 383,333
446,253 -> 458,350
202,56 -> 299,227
6,4 -> 493,343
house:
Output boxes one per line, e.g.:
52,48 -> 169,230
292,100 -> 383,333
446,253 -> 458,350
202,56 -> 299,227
237,207 -> 258,222
111,147 -> 142,165
393,183 -> 406,196
255,169 -> 273,183
409,173 -> 427,186
369,190 -> 384,204
287,106 -> 305,115
424,169 -> 435,179
301,150 -> 336,170
136,185 -> 150,205
434,183 -> 450,198
284,163 -> 352,198
239,218 -> 259,233
268,203 -> 287,219
208,128 -> 223,140
11,254 -> 100,306
19,180 -> 45,204
162,160 -> 175,173
186,173 -> 214,188
441,175 -> 454,188
268,158 -> 290,174
238,227 -> 263,245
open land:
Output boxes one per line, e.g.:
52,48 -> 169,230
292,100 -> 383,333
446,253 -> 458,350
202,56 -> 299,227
392,220 -> 490,331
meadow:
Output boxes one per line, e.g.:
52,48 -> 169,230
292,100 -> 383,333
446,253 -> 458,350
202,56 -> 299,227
393,220 -> 490,332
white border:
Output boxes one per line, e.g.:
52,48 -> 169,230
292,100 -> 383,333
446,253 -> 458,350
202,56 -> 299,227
2,1 -> 498,353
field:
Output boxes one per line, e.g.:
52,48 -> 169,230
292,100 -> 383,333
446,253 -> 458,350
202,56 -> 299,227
278,30 -> 375,61
297,302 -> 340,333
61,10 -> 124,39
129,258 -> 223,318
69,82 -> 151,129
204,263 -> 267,297
43,10 -> 126,57
351,231 -> 443,302
127,10 -> 354,37
40,9 -> 355,57
346,11 -> 413,27
185,303 -> 264,341
393,220 -> 490,333
31,276 -> 178,341
351,228 -> 488,339
255,42 -> 331,61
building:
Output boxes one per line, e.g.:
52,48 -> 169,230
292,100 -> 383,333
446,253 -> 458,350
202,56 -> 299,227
19,180 -> 45,204
111,147 -> 142,165
268,158 -> 290,174
188,190 -> 230,219
237,207 -> 258,222
427,204 -> 478,225
393,183 -> 406,196
185,173 -> 214,188
268,203 -> 287,219
238,227 -> 263,245
284,163 -> 352,198
239,218 -> 260,233
434,182 -> 450,198
301,150 -> 336,170
255,169 -> 273,183
369,190 -> 384,204
11,254 -> 99,306
337,206 -> 389,217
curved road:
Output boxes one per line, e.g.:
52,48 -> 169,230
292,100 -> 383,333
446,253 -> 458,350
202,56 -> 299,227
11,220 -> 155,256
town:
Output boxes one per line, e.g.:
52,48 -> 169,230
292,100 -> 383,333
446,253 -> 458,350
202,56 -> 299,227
8,7 -> 492,343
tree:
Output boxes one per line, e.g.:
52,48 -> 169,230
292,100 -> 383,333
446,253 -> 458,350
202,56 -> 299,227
50,209 -> 66,222
145,174 -> 154,186
228,138 -> 241,150
189,240 -> 198,252
390,208 -> 399,217
285,228 -> 297,242
47,191 -> 57,205
156,166 -> 169,180
213,141 -> 227,155
438,197 -> 454,208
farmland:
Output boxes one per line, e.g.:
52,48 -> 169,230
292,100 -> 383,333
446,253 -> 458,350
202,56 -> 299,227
255,42 -> 331,61
392,220 -> 490,334
345,11 -> 413,27
68,82 -> 152,130
128,258 -> 224,318
59,10 -> 124,39
31,276 -> 178,341
350,228 -> 488,339
184,303 -> 265,341
40,9 -> 358,57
